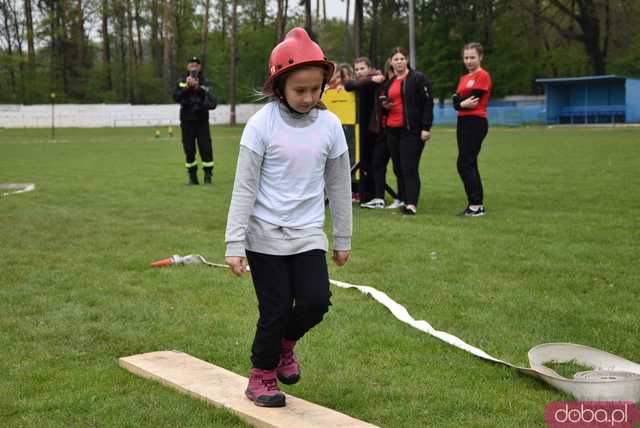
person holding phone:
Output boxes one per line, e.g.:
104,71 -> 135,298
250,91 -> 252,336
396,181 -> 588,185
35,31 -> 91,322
380,47 -> 434,215
173,56 -> 218,185
361,59 -> 397,209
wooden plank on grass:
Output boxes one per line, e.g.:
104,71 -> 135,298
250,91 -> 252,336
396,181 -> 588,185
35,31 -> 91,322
119,350 -> 379,428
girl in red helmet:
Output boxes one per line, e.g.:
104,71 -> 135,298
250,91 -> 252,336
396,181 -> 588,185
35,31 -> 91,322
224,28 -> 352,408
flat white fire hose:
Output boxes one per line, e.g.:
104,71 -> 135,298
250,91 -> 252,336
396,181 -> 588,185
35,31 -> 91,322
1,183 -> 35,197
151,254 -> 640,402
330,279 -> 640,402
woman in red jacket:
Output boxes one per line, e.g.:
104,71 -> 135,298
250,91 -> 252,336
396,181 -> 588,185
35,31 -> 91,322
381,47 -> 434,215
452,42 -> 492,217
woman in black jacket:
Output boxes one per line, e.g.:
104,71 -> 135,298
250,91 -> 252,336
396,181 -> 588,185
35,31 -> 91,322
381,47 -> 434,215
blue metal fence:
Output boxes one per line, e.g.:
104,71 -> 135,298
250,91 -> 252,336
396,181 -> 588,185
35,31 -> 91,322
434,104 -> 546,126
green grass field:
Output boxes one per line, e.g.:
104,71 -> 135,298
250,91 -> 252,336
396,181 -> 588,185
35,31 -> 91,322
1,124 -> 639,427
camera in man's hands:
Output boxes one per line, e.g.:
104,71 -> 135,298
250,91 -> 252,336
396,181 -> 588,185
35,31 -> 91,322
189,69 -> 199,79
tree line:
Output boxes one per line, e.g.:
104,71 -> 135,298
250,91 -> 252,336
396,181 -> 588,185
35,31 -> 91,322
1,0 -> 638,105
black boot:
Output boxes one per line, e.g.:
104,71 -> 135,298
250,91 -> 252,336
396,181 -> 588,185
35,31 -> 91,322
187,167 -> 199,185
203,167 -> 213,184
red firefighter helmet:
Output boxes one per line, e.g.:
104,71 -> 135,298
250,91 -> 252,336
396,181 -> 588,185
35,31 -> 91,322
263,27 -> 335,94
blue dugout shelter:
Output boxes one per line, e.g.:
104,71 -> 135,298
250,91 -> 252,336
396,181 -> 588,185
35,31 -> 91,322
536,75 -> 640,124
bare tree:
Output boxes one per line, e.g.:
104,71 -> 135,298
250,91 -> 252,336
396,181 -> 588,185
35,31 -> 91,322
0,0 -> 17,95
150,0 -> 162,77
353,0 -> 363,57
275,0 -> 283,41
126,0 -> 137,66
6,0 -> 26,99
528,0 -> 559,76
173,0 -> 192,70
300,0 -> 313,37
368,0 -> 380,65
112,0 -> 128,99
101,0 -> 112,90
39,0 -> 59,93
162,0 -> 175,95
258,0 -> 266,27
24,0 -> 35,66
201,0 -> 210,65
342,0 -> 350,60
322,0 -> 326,23
219,0 -> 226,41
229,0 -> 237,125
134,0 -> 143,61
69,0 -> 89,77
126,0 -> 137,101
6,0 -> 24,58
544,0 -> 610,74
275,0 -> 288,42
58,0 -> 70,94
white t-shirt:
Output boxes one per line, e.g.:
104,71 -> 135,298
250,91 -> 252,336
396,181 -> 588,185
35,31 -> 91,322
239,102 -> 348,229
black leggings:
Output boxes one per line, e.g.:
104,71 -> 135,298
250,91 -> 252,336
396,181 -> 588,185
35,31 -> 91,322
386,127 -> 425,206
456,116 -> 488,205
246,249 -> 331,370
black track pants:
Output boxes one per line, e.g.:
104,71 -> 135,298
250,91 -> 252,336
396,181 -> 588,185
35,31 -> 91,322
387,127 -> 425,206
456,116 -> 488,205
180,120 -> 213,167
246,249 -> 331,370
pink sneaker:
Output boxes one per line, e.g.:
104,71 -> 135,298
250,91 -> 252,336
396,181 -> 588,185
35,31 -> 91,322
245,368 -> 286,407
277,339 -> 301,385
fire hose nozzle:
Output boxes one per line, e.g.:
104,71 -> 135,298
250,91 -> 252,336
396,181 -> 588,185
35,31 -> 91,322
151,255 -> 180,267
151,254 -> 203,268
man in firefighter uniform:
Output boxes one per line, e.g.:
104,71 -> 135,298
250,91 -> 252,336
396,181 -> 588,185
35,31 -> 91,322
173,56 -> 217,185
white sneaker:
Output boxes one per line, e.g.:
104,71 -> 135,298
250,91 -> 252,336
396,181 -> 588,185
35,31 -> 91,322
360,198 -> 385,209
386,199 -> 404,209
462,205 -> 485,217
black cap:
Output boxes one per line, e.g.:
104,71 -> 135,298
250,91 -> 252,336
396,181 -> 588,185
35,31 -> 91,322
187,56 -> 201,64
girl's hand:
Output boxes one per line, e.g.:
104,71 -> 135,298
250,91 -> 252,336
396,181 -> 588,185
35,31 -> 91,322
225,256 -> 247,276
332,250 -> 350,267
461,96 -> 479,109
371,75 -> 385,84
381,100 -> 394,110
421,130 -> 431,142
